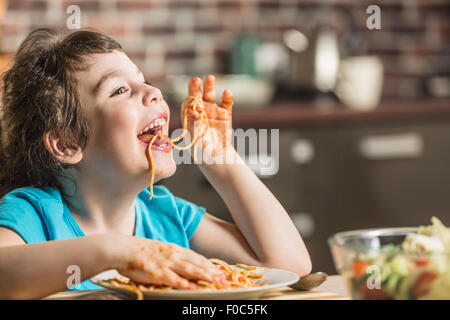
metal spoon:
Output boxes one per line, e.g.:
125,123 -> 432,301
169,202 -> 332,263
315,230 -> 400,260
289,272 -> 328,291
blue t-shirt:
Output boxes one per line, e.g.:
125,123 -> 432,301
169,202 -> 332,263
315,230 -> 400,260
0,185 -> 206,291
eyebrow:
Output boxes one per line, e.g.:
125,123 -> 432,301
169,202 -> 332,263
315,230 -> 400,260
93,69 -> 123,96
93,65 -> 144,96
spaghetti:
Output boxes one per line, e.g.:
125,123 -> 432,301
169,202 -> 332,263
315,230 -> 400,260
146,96 -> 209,200
100,259 -> 266,300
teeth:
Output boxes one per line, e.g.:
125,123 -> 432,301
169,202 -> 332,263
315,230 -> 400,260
139,118 -> 166,136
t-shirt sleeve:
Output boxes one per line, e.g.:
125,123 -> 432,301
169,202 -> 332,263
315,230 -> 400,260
0,191 -> 48,244
173,195 -> 207,241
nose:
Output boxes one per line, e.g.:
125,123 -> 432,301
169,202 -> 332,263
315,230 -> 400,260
143,86 -> 163,106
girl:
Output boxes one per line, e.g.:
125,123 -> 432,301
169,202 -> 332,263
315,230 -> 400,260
0,29 -> 311,299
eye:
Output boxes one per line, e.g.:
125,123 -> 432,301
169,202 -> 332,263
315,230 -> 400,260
111,86 -> 129,97
144,80 -> 152,86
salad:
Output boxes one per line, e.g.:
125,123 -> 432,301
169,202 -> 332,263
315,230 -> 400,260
349,217 -> 449,300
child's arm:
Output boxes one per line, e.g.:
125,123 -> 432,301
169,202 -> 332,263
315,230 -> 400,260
193,149 -> 311,276
184,76 -> 311,275
0,228 -> 227,299
0,230 -> 111,299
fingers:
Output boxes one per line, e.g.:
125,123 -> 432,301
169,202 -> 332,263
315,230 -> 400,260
191,96 -> 204,113
182,96 -> 203,121
188,77 -> 202,98
187,75 -> 232,111
219,89 -> 233,111
183,250 -> 221,274
162,243 -> 227,284
183,253 -> 228,283
160,268 -> 199,290
120,239 -> 233,290
202,75 -> 216,103
170,246 -> 229,285
172,261 -> 226,286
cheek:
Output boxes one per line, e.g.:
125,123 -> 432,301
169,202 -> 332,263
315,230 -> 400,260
93,105 -> 138,147
111,106 -> 138,135
85,104 -> 139,162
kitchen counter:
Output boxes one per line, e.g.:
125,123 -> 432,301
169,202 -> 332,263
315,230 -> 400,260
169,98 -> 450,131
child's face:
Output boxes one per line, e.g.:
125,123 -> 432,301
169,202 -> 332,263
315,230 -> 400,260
75,51 -> 176,183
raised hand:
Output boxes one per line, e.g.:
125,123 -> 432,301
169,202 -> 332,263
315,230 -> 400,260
180,75 -> 234,162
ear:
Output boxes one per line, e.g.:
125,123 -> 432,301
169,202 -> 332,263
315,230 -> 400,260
43,131 -> 83,165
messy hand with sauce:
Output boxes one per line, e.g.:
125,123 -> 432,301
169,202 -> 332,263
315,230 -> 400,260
180,75 -> 234,162
112,236 -> 229,289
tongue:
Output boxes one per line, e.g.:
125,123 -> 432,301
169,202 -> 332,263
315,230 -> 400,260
139,133 -> 167,145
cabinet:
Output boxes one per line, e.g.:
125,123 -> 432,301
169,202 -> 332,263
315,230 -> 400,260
303,122 -> 450,273
162,117 -> 450,274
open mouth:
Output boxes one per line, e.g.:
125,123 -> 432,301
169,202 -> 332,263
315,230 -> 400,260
137,115 -> 171,151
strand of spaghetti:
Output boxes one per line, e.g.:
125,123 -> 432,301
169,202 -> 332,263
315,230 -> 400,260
145,95 -> 209,200
170,107 -> 189,143
129,282 -> 144,300
169,112 -> 208,152
171,96 -> 202,143
247,273 -> 264,278
236,263 -> 257,271
192,112 -> 209,162
146,109 -> 208,200
146,133 -> 165,200
110,280 -> 144,300
138,284 -> 150,292
170,97 -> 209,152
209,258 -> 234,274
169,134 -> 196,151
230,269 -> 239,283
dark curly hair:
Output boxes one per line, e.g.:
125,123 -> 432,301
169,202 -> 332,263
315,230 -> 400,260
0,28 -> 122,197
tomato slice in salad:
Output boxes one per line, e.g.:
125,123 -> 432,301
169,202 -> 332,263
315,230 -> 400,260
352,261 -> 371,278
415,257 -> 429,267
358,283 -> 392,300
413,271 -> 437,298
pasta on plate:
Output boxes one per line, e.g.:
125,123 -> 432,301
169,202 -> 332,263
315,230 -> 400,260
98,258 -> 267,300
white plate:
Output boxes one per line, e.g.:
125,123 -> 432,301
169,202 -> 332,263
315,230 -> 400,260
94,266 -> 299,300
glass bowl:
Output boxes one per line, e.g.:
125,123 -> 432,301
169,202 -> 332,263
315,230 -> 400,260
328,228 -> 450,300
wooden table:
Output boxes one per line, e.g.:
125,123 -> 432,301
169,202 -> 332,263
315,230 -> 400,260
44,275 -> 350,300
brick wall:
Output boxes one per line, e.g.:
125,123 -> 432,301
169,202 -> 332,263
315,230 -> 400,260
1,0 -> 449,98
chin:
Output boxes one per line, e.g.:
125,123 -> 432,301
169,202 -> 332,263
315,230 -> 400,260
151,152 -> 177,181
158,161 -> 177,179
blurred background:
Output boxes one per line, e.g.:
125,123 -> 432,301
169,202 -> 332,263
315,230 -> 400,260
0,0 -> 449,273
